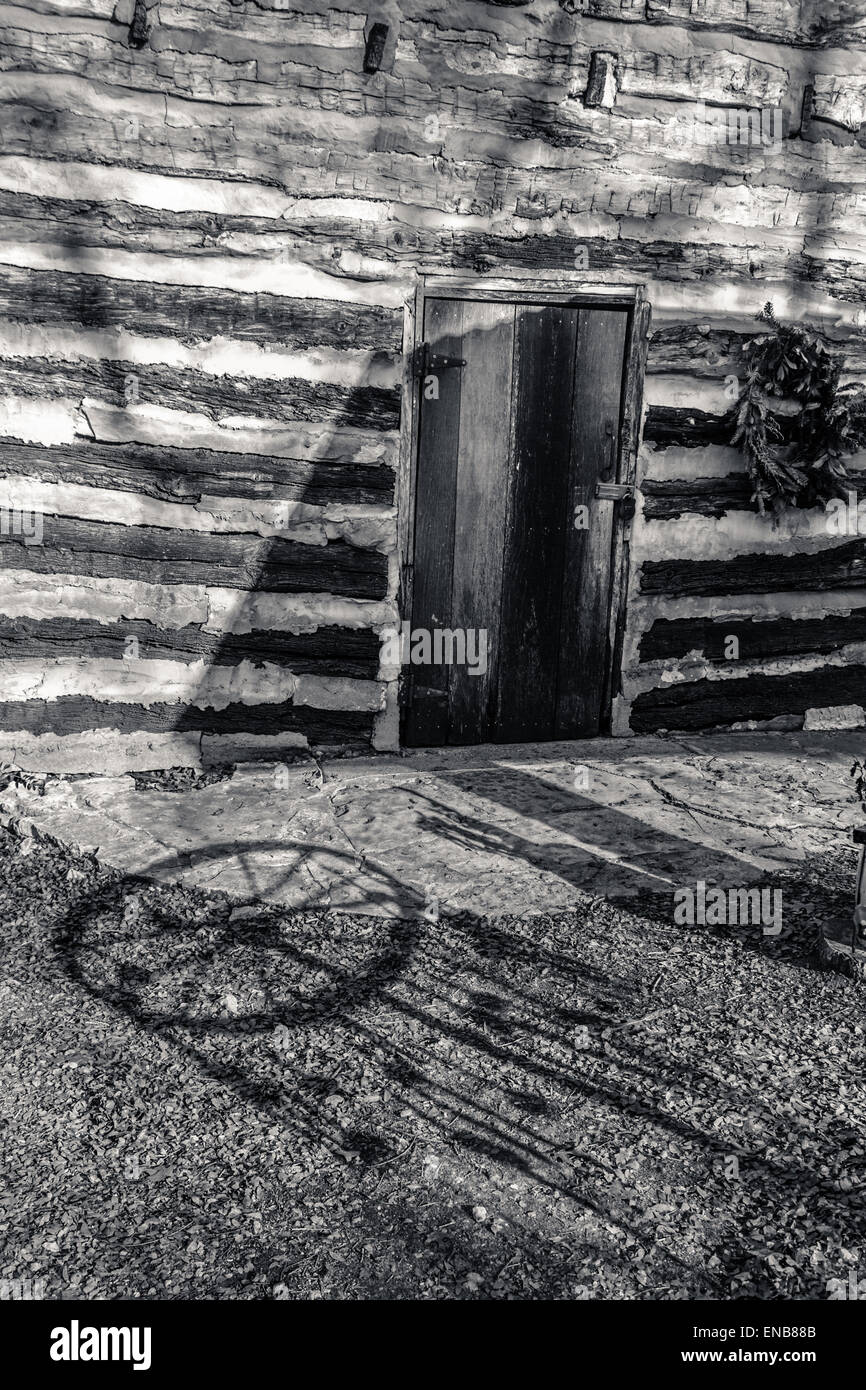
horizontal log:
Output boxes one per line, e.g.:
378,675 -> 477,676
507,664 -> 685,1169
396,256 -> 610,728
641,474 -> 752,519
17,186 -> 847,298
159,3 -> 365,46
648,325 -> 752,377
631,664 -> 866,733
418,232 -> 866,304
641,539 -> 866,597
0,13 -> 788,113
639,608 -> 866,663
3,68 -> 864,204
642,0 -> 866,49
0,616 -> 381,677
0,438 -> 396,506
0,516 -> 390,598
402,19 -> 785,106
3,149 -> 861,248
0,693 -> 376,742
0,356 -> 401,432
0,265 -> 403,352
616,50 -> 787,108
10,0 -> 859,57
648,323 -> 866,378
14,167 -> 856,299
643,406 -> 734,448
643,405 -> 799,452
6,156 -> 865,303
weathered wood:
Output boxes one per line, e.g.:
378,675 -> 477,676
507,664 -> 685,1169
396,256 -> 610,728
644,405 -> 795,454
642,0 -> 866,49
128,0 -> 149,49
3,155 -> 860,252
641,474 -> 753,519
0,357 -> 400,432
584,52 -> 616,109
650,322 -> 866,378
0,437 -> 396,507
0,694 -> 375,742
6,159 -> 865,303
648,325 -> 751,376
643,406 -> 735,448
160,2 -> 364,45
496,304 -> 576,743
1,44 -> 860,190
631,665 -> 866,733
0,516 -> 389,598
617,49 -> 787,108
641,540 -> 866,598
5,0 -> 866,768
363,21 -> 389,73
0,616 -> 381,677
640,609 -> 866,663
810,74 -> 866,133
607,294 -> 650,712
0,266 -> 403,353
404,296 -> 463,747
557,307 -> 628,737
448,299 -> 514,746
0,12 -> 792,111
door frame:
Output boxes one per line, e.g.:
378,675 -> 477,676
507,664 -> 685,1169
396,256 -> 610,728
396,274 -> 651,743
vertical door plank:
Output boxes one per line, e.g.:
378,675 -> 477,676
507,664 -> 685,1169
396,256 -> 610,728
448,300 -> 515,744
555,307 -> 629,737
605,297 -> 650,721
495,304 -> 578,743
405,296 -> 463,746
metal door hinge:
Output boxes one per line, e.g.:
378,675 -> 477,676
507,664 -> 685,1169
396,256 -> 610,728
416,341 -> 466,374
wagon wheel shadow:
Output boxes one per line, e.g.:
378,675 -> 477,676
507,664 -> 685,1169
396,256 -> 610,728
48,840 -> 640,1214
46,835 -> 858,1299
51,840 -> 436,1154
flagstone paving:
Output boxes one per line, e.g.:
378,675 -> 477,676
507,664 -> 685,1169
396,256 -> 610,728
1,732 -> 863,919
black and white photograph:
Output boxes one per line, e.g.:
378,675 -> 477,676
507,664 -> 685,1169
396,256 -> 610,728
0,0 -> 864,1353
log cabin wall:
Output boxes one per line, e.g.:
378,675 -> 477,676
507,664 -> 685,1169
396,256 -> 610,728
0,0 -> 863,767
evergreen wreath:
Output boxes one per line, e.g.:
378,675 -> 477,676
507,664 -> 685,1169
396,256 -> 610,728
730,302 -> 866,515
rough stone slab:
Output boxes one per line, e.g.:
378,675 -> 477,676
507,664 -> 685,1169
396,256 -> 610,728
1,732 -> 864,920
804,705 -> 866,732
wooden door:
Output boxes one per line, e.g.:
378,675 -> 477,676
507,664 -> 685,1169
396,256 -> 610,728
404,295 -> 632,747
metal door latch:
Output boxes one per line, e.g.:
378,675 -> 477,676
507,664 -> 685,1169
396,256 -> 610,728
596,480 -> 636,521
595,482 -> 633,501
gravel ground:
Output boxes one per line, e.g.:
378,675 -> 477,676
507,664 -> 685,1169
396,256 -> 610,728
0,819 -> 863,1301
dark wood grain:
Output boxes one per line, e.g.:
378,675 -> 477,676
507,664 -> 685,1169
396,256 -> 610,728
0,265 -> 403,352
0,695 -> 375,742
642,474 -> 753,519
404,296 -> 463,746
0,356 -> 400,432
556,306 -> 628,737
495,304 -> 577,743
631,665 -> 866,733
0,516 -> 389,598
641,540 -> 866,597
0,616 -> 381,677
0,437 -> 396,507
448,299 -> 514,745
639,610 -> 866,663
